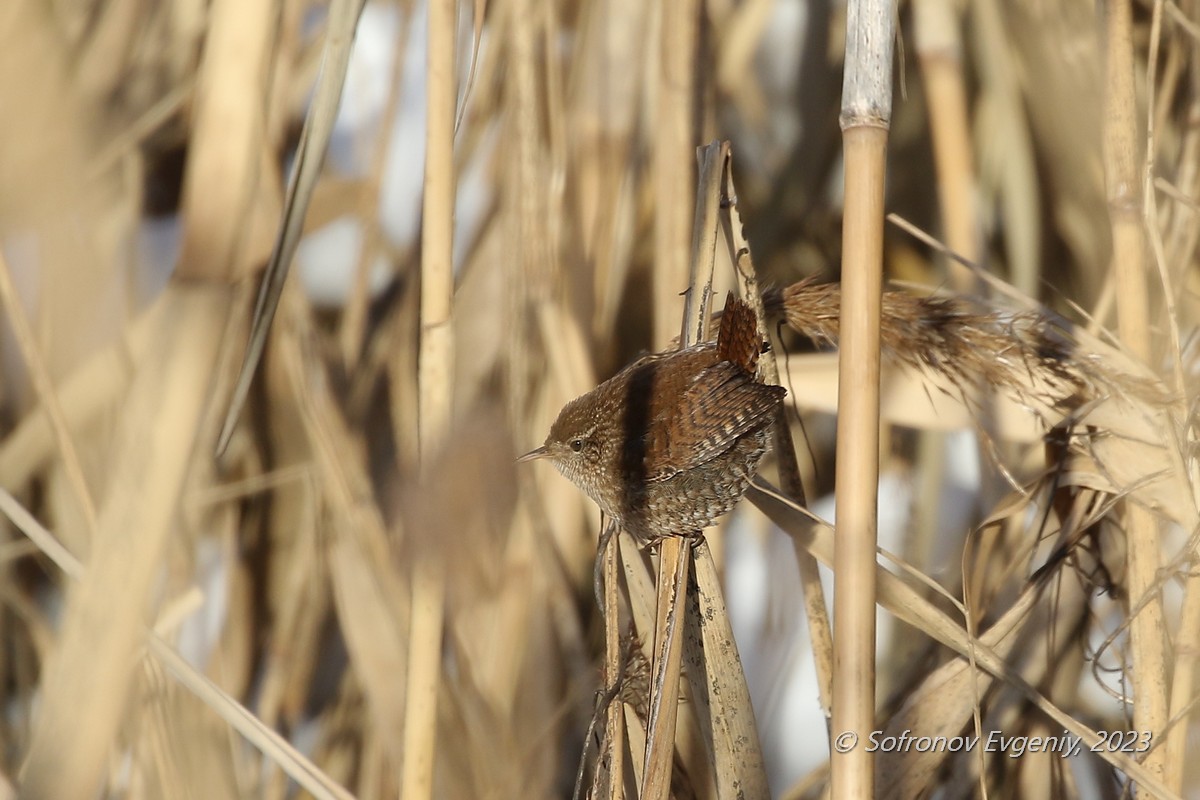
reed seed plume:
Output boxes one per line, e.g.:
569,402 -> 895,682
763,278 -> 1168,413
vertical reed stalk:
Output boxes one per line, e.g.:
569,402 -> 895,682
640,536 -> 690,800
404,0 -> 456,796
1102,0 -> 1169,792
1148,6 -> 1194,789
833,1 -> 894,797
914,0 -> 976,285
722,160 -> 836,717
641,141 -> 722,800
652,0 -> 698,347
908,0 -> 975,700
601,520 -> 624,800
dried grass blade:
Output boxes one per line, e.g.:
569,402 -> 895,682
217,0 -> 368,455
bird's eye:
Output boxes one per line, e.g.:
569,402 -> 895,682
570,438 -> 584,452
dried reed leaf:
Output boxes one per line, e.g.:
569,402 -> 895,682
277,297 -> 410,767
1006,1 -> 1110,280
873,555 -> 1072,798
217,0 -> 368,454
746,479 -> 1181,800
684,543 -> 769,799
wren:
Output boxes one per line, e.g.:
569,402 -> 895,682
520,293 -> 786,543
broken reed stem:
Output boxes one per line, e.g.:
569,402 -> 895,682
722,160 -> 836,719
1103,0 -> 1170,792
404,0 -> 456,796
682,141 -> 727,346
833,1 -> 894,797
641,139 -> 722,800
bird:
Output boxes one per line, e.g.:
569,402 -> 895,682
519,293 -> 785,543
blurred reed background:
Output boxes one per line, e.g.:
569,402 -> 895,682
0,0 -> 1198,797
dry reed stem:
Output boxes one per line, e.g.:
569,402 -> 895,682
601,520 -> 624,800
834,0 -> 894,793
21,286 -> 230,799
1146,3 -> 1200,784
969,0 -> 1041,294
832,122 -> 888,800
912,0 -> 978,629
616,532 -> 716,794
174,1 -> 277,284
640,537 -> 690,800
675,142 -> 770,796
682,142 -> 726,346
914,0 -> 976,286
405,0 -> 457,796
652,0 -> 698,348
723,153 -> 837,719
640,140 -> 724,800
511,0 -> 552,303
1103,0 -> 1170,790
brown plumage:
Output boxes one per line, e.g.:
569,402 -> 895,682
520,293 -> 785,543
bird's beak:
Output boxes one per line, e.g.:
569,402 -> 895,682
516,445 -> 550,463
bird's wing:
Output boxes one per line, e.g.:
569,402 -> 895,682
648,361 -> 785,480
